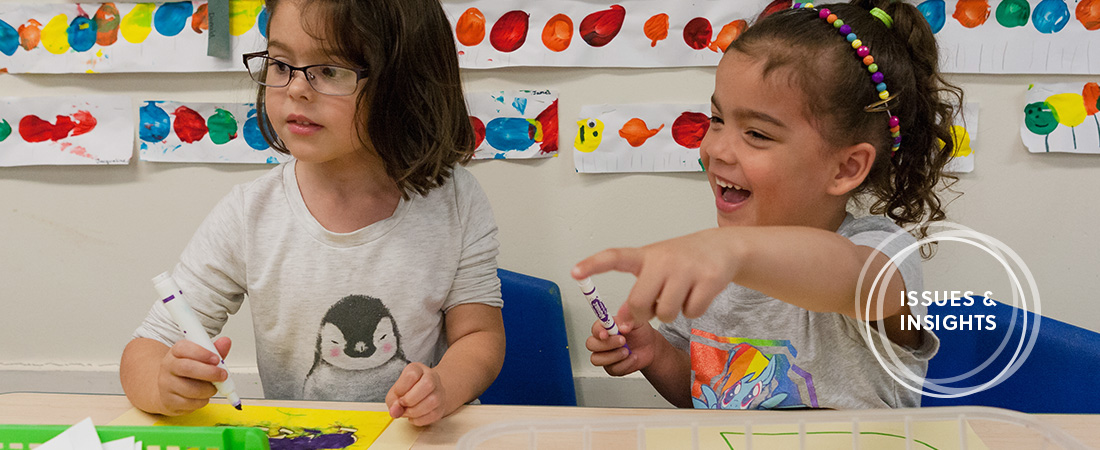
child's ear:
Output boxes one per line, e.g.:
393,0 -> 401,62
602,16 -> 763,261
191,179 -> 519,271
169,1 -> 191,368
827,142 -> 876,196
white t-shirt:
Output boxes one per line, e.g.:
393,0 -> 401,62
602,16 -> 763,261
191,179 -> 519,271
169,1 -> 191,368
133,160 -> 502,402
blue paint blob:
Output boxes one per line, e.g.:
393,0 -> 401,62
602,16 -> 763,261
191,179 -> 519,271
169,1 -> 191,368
258,7 -> 269,38
0,19 -> 19,56
917,0 -> 946,33
266,156 -> 278,164
243,109 -> 270,150
154,1 -> 193,37
511,97 -> 527,115
1032,0 -> 1070,33
139,102 -> 172,142
485,117 -> 536,151
67,16 -> 98,52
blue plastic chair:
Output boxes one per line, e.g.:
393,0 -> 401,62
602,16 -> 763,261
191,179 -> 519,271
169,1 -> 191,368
921,296 -> 1100,413
478,269 -> 577,406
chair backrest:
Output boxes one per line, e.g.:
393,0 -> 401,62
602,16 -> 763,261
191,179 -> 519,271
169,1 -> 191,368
478,269 -> 577,406
921,296 -> 1100,413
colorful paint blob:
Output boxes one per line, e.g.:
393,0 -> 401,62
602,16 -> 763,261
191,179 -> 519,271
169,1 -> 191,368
70,110 -> 98,136
710,20 -> 747,53
470,116 -> 486,148
490,10 -> 529,53
1047,92 -> 1086,147
671,112 -> 709,149
535,100 -> 558,154
0,119 -> 12,142
1023,102 -> 1057,151
485,118 -> 540,151
456,8 -> 486,46
995,0 -> 1030,27
67,14 -> 98,53
918,0 -> 947,33
1032,0 -> 1070,33
643,13 -> 669,47
760,0 -> 793,19
257,7 -> 269,38
952,0 -> 991,28
17,111 -> 96,143
192,3 -> 209,33
18,19 -> 42,51
41,14 -> 72,55
0,20 -> 18,56
1077,0 -> 1100,30
172,106 -> 208,143
230,2 -> 264,36
243,109 -> 270,150
618,118 -> 664,147
121,4 -> 156,44
574,118 -> 604,153
947,125 -> 972,157
580,5 -> 626,47
154,1 -> 193,37
541,14 -> 573,52
683,17 -> 712,50
139,101 -> 171,142
94,3 -> 121,46
207,108 -> 239,145
1084,83 -> 1100,137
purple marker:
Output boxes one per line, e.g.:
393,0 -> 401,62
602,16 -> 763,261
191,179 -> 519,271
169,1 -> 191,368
153,271 -> 243,410
577,277 -> 629,352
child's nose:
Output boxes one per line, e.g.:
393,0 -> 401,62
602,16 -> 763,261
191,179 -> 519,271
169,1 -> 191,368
286,71 -> 313,98
701,130 -> 736,165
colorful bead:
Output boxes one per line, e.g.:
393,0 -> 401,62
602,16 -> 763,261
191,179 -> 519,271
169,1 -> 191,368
879,90 -> 890,100
851,39 -> 862,48
894,136 -> 902,143
833,19 -> 844,27
868,63 -> 879,73
856,46 -> 870,57
863,55 -> 874,65
876,82 -> 887,92
839,24 -> 852,34
889,116 -> 900,127
819,8 -> 830,18
890,126 -> 901,133
871,72 -> 885,83
846,33 -> 857,42
827,14 -> 837,23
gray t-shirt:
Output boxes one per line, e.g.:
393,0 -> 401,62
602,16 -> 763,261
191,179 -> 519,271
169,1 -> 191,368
133,160 -> 502,402
659,214 -> 938,409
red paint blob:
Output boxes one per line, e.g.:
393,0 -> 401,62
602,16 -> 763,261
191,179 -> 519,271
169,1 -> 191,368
192,3 -> 209,33
953,0 -> 991,28
580,5 -> 626,47
19,115 -> 76,143
541,14 -> 573,52
644,13 -> 669,47
671,112 -> 710,149
683,17 -> 713,50
1078,0 -> 1100,31
470,116 -> 486,149
71,110 -> 97,137
490,10 -> 529,53
173,106 -> 209,143
456,8 -> 486,46
535,99 -> 559,154
760,0 -> 793,20
1084,82 -> 1100,116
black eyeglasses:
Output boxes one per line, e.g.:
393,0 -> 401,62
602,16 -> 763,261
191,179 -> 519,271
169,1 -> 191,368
242,51 -> 368,96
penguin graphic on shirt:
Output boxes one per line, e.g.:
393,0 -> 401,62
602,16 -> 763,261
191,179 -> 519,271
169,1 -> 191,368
303,295 -> 409,401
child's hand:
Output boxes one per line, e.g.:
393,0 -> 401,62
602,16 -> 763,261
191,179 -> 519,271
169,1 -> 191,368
573,228 -> 738,323
156,337 -> 232,416
586,313 -> 659,376
386,362 -> 446,426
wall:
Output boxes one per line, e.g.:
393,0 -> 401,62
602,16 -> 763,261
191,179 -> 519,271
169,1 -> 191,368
2,0 -> 1098,407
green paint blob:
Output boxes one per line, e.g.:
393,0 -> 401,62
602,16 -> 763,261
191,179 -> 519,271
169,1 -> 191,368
207,108 -> 238,145
0,119 -> 10,142
996,0 -> 1030,27
1024,102 -> 1057,135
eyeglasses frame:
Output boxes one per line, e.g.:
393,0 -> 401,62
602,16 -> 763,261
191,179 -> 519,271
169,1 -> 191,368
241,51 -> 369,96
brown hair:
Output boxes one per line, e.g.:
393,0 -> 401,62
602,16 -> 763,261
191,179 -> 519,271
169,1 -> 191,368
729,0 -> 963,250
256,0 -> 474,198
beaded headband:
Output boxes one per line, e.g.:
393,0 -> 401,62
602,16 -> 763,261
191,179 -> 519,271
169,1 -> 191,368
793,3 -> 902,154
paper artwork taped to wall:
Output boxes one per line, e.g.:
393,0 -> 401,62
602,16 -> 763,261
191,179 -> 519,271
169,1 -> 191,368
1021,82 -> 1100,154
0,1 -> 266,73
468,89 -> 559,159
574,103 -> 708,173
138,100 -> 288,164
944,102 -> 978,173
0,95 -> 133,166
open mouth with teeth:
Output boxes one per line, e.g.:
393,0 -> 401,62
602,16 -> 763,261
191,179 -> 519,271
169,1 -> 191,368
717,178 -> 751,204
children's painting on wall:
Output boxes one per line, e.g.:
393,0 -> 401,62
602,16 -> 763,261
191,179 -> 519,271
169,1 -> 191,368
467,89 -> 559,159
138,100 -> 289,164
573,103 -> 708,173
944,102 -> 978,173
1021,82 -> 1100,153
0,95 -> 133,166
0,1 -> 266,73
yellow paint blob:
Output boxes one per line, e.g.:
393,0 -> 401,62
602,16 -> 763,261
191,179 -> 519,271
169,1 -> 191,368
948,125 -> 972,157
41,14 -> 71,55
230,1 -> 265,36
120,3 -> 156,44
574,118 -> 605,153
1045,93 -> 1087,128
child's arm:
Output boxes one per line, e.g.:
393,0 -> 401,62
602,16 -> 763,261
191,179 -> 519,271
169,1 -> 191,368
120,336 -> 233,416
385,303 -> 504,426
585,314 -> 694,407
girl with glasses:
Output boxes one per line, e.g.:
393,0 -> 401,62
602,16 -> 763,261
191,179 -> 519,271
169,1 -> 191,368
121,0 -> 503,426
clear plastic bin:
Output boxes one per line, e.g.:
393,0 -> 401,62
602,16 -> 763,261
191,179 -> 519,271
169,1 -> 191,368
456,406 -> 1092,450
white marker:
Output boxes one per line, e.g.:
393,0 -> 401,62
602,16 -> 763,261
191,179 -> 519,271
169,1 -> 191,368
153,271 -> 243,410
577,277 -> 629,352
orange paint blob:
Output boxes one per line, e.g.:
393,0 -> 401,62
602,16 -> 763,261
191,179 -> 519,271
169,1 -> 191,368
541,14 -> 573,52
192,3 -> 209,33
644,13 -> 669,47
618,118 -> 664,147
455,8 -> 486,46
18,19 -> 41,50
1084,82 -> 1100,116
709,20 -> 746,53
953,0 -> 991,28
1078,0 -> 1100,31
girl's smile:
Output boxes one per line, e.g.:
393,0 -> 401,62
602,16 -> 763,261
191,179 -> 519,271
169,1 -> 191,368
285,114 -> 323,136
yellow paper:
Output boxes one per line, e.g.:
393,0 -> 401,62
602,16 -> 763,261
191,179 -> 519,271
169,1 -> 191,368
645,420 -> 989,450
156,404 -> 393,450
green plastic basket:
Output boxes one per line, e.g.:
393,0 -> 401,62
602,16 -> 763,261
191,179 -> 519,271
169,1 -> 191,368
0,425 -> 270,450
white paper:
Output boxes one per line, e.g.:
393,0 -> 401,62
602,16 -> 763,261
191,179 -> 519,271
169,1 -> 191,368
574,103 -> 708,173
35,418 -> 101,450
1021,82 -> 1100,154
138,100 -> 289,164
101,437 -> 133,450
467,89 -> 559,159
0,95 -> 133,166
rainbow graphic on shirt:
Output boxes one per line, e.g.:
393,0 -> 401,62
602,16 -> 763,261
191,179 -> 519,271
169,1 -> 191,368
689,330 -> 818,410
